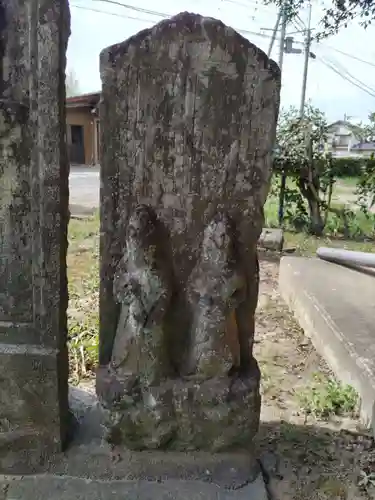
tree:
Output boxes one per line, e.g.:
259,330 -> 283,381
355,155 -> 375,213
350,113 -> 375,143
273,104 -> 336,235
66,69 -> 80,98
354,112 -> 375,214
264,0 -> 375,38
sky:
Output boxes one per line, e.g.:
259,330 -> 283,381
67,0 -> 375,124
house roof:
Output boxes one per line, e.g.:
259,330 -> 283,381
327,120 -> 363,137
66,91 -> 101,108
351,141 -> 375,150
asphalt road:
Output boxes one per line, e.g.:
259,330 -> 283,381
69,166 -> 375,215
69,165 -> 99,213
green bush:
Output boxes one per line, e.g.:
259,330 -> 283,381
297,372 -> 358,419
331,157 -> 364,177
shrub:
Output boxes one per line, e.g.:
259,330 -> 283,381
331,157 -> 364,177
297,372 -> 358,419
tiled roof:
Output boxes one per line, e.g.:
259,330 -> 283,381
66,91 -> 101,107
351,141 -> 375,150
327,120 -> 363,136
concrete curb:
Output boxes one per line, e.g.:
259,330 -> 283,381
279,256 -> 375,434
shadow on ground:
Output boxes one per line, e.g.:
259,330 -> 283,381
257,419 -> 374,499
67,386 -> 374,499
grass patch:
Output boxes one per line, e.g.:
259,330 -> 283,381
264,195 -> 279,228
283,231 -> 375,256
297,372 -> 358,419
316,478 -> 348,499
69,211 -> 99,248
67,214 -> 100,384
264,175 -> 375,255
337,176 -> 359,188
265,192 -> 375,240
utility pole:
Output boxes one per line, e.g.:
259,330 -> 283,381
277,3 -> 288,227
278,3 -> 314,227
299,2 -> 312,118
267,9 -> 282,58
278,5 -> 287,72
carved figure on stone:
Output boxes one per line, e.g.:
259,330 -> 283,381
111,204 -> 172,386
187,212 -> 246,378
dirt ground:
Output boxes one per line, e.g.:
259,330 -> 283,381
255,257 -> 375,500
67,217 -> 375,499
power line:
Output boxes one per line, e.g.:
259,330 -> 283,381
322,45 -> 375,69
93,0 -> 276,21
71,3 -> 157,23
318,57 -> 375,98
75,0 -> 375,74
321,54 -> 375,95
91,0 -> 375,71
295,14 -> 306,29
90,0 -> 169,18
223,0 -> 256,9
235,0 -> 276,11
71,2 -> 275,42
220,0 -> 256,21
321,58 -> 375,97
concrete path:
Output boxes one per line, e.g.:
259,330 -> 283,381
279,256 -> 375,432
0,474 -> 267,499
69,165 -> 99,216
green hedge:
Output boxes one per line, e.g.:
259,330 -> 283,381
330,158 -> 364,177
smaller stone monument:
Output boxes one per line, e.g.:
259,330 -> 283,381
97,11 -> 280,455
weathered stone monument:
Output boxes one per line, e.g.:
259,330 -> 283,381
97,11 -> 280,455
0,3 -> 282,493
0,0 -> 71,472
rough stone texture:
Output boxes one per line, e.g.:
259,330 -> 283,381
279,256 -> 375,433
187,212 -> 246,377
0,0 -> 71,472
101,360 -> 260,452
111,205 -> 174,386
98,11 -> 280,451
258,228 -> 284,252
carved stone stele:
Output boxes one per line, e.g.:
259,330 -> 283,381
97,11 -> 280,452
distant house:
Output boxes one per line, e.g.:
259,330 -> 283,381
351,141 -> 375,157
326,120 -> 363,158
66,91 -> 100,165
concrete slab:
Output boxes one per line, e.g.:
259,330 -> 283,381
69,166 -> 99,210
0,474 -> 268,499
50,444 -> 260,488
21,387 -> 267,498
279,256 -> 375,431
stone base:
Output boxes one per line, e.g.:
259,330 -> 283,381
259,228 -> 284,252
0,345 -> 70,473
47,384 -> 261,491
97,362 -> 260,452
